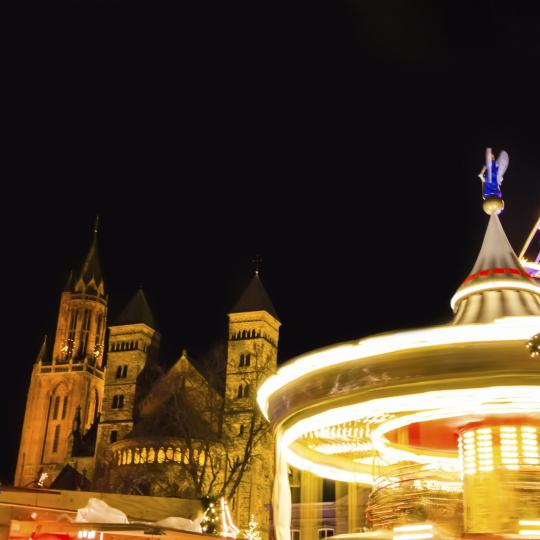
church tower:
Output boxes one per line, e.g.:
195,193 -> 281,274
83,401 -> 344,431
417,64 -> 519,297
95,288 -> 160,465
225,272 -> 281,536
15,223 -> 107,487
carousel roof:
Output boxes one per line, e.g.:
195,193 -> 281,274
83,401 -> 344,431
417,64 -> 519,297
452,213 -> 540,324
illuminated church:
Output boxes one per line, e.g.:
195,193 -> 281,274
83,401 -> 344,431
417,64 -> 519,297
14,225 -> 280,537
14,205 -> 540,540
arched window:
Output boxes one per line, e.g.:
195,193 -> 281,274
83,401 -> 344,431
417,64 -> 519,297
239,354 -> 244,367
134,448 -> 140,464
251,329 -> 256,338
318,529 -> 334,539
116,365 -> 122,378
126,449 -> 132,464
140,447 -> 147,464
157,447 -> 165,463
242,330 -> 247,338
122,365 -> 128,378
112,394 -> 124,409
244,385 -> 251,398
52,425 -> 61,453
61,396 -> 68,419
166,447 -> 174,461
237,385 -> 243,399
239,424 -> 244,436
245,353 -> 251,367
110,430 -> 118,443
52,396 -> 60,420
147,447 -> 155,463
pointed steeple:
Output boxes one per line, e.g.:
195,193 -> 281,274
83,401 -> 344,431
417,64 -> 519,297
63,270 -> 74,292
35,335 -> 48,364
452,213 -> 540,324
78,219 -> 103,287
67,218 -> 104,295
114,288 -> 158,329
231,273 -> 279,321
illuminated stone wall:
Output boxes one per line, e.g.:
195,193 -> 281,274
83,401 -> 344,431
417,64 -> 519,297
225,310 -> 280,538
94,321 -> 160,487
15,287 -> 107,488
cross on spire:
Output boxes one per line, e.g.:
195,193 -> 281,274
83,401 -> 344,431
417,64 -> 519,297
252,255 -> 263,276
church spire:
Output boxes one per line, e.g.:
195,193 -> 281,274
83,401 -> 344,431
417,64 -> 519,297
231,273 -> 279,321
67,219 -> 104,296
35,335 -> 48,364
452,213 -> 540,324
114,287 -> 158,329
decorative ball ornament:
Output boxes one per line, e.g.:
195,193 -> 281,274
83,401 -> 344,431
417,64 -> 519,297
527,333 -> 540,359
483,197 -> 504,215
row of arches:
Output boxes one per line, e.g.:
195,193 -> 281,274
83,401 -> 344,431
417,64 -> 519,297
110,341 -> 150,353
231,329 -> 277,346
115,446 -> 208,466
231,329 -> 260,340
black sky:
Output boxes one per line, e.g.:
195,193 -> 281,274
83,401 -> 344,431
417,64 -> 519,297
3,1 -> 539,483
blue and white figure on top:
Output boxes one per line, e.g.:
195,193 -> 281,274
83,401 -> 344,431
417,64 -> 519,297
478,147 -> 509,214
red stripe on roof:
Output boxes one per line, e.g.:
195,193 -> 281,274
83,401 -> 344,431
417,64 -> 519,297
462,267 -> 532,285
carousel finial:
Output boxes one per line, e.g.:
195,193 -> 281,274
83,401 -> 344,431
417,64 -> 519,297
478,147 -> 509,215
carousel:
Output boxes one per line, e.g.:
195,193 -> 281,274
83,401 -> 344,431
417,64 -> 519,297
259,149 -> 540,540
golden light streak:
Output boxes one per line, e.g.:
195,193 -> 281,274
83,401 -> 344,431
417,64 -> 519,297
393,524 -> 433,533
393,524 -> 434,540
258,317 -> 540,420
277,386 -> 540,483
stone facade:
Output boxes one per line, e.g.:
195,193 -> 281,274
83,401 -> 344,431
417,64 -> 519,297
224,309 -> 280,535
15,229 -> 280,539
15,229 -> 106,488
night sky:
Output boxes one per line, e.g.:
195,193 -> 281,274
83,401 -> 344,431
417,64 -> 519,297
3,1 -> 539,484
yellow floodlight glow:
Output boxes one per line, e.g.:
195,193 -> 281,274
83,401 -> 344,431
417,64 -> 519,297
519,532 -> 540,537
257,317 -> 540,419
519,521 -> 540,527
450,280 -> 540,310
